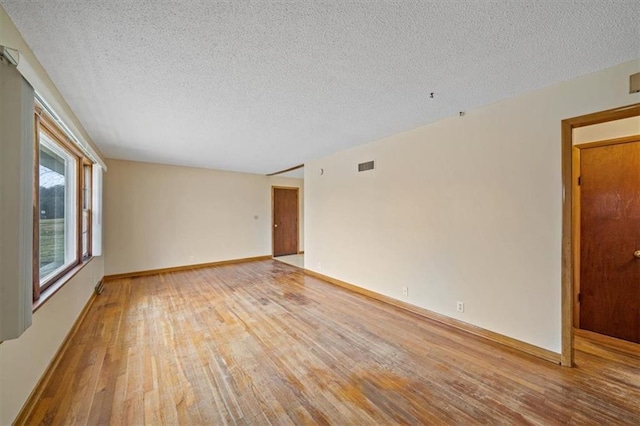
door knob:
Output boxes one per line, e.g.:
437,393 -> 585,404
635,250 -> 640,259
274,224 -> 278,228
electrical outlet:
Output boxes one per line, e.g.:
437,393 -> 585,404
402,286 -> 408,296
456,301 -> 464,313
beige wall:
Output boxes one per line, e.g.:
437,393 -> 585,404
0,258 -> 104,424
573,116 -> 640,144
104,159 -> 303,275
305,59 -> 640,354
0,7 -> 106,423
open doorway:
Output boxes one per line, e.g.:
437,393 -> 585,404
561,103 -> 640,366
268,165 -> 304,268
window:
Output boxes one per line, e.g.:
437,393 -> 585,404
82,163 -> 92,259
34,107 -> 93,297
38,132 -> 77,284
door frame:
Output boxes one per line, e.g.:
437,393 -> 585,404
271,186 -> 300,257
561,102 -> 640,366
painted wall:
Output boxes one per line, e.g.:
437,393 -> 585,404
573,116 -> 640,144
0,7 -> 106,423
103,159 -> 303,275
0,258 -> 104,424
305,59 -> 640,354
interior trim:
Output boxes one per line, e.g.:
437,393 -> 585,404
103,255 -> 272,281
266,164 -> 304,176
33,257 -> 94,313
304,268 -> 561,365
560,102 -> 640,367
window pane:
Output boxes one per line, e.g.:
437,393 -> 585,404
82,164 -> 91,258
39,133 -> 77,284
83,165 -> 91,210
82,210 -> 90,259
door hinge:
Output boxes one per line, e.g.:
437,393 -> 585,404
577,293 -> 582,303
577,176 -> 582,186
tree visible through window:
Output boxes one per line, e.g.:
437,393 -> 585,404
38,132 -> 77,285
33,105 -> 95,301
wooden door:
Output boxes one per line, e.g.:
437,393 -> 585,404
272,187 -> 298,257
579,140 -> 640,343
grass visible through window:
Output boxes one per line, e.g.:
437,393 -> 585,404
39,218 -> 65,278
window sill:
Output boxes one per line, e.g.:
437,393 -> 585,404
33,257 -> 94,313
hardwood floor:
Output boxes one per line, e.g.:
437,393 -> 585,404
24,260 -> 640,425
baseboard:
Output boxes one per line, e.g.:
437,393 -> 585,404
304,269 -> 561,365
104,255 -> 272,281
13,292 -> 98,425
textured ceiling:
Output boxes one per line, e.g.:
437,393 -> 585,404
1,1 -> 639,175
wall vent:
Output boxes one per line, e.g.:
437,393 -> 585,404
358,160 -> 375,172
631,72 -> 640,94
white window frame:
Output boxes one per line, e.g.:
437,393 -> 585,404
38,131 -> 78,286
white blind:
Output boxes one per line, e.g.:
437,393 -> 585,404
0,55 -> 34,341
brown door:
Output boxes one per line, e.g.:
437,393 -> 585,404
273,187 -> 298,257
580,140 -> 640,343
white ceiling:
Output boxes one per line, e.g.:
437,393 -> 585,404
2,1 -> 639,175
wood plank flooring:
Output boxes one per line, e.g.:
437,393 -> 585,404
24,260 -> 640,425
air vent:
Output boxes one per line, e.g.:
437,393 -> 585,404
358,160 -> 375,172
631,72 -> 640,94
